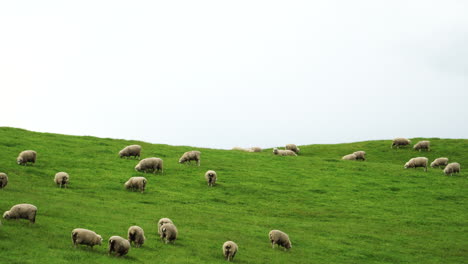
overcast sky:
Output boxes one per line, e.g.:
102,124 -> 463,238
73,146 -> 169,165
1,1 -> 467,149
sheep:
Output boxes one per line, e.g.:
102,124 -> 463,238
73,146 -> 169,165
249,147 -> 262,152
135,157 -> 163,173
273,148 -> 297,156
413,140 -> 430,151
285,144 -> 300,154
404,157 -> 428,172
179,151 -> 201,166
342,154 -> 357,160
0,173 -> 8,189
108,236 -> 130,257
269,230 -> 292,250
205,170 -> 217,187
3,204 -> 37,223
444,162 -> 460,176
431,157 -> 449,168
72,228 -> 103,248
157,218 -> 174,237
353,151 -> 366,161
17,150 -> 36,165
160,223 -> 178,244
127,226 -> 145,247
119,145 -> 141,159
391,138 -> 411,148
124,177 -> 147,193
54,172 -> 69,188
222,241 -> 238,261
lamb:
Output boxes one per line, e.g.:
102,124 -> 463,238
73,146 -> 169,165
124,177 -> 147,193
222,241 -> 238,261
3,204 -> 37,223
160,223 -> 178,244
273,148 -> 297,156
135,157 -> 163,173
269,230 -> 292,250
179,151 -> 201,166
430,157 -> 449,168
54,172 -> 69,188
342,154 -> 357,160
127,226 -> 145,247
119,145 -> 141,159
72,228 -> 103,248
17,150 -> 37,165
413,140 -> 430,151
108,236 -> 130,256
205,170 -> 217,187
391,138 -> 411,148
285,144 -> 300,154
444,162 -> 461,176
353,151 -> 366,160
404,157 -> 428,172
0,173 -> 8,189
157,218 -> 174,236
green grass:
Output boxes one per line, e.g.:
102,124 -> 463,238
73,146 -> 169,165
0,127 -> 466,263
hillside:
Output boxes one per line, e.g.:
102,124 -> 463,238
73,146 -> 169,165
0,127 -> 466,264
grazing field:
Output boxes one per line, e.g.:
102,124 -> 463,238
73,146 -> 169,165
0,127 -> 466,263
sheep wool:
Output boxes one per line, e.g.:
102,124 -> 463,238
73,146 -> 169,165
413,141 -> 430,152
72,228 -> 103,248
135,158 -> 163,173
404,157 -> 428,172
285,144 -> 300,154
391,138 -> 411,148
125,177 -> 147,193
54,172 -> 69,188
108,236 -> 130,256
160,223 -> 178,244
128,226 -> 145,247
119,145 -> 141,159
17,150 -> 37,165
430,157 -> 449,168
222,241 -> 238,261
179,151 -> 201,166
205,170 -> 217,187
444,162 -> 461,176
273,148 -> 297,156
269,230 -> 292,250
3,204 -> 37,223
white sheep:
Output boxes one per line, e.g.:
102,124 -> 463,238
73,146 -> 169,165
269,230 -> 292,250
285,144 -> 300,154
0,173 -> 8,189
430,157 -> 449,168
128,226 -> 145,247
205,170 -> 217,187
17,150 -> 37,165
135,158 -> 163,173
160,223 -> 178,244
179,151 -> 201,166
353,151 -> 366,161
119,145 -> 141,159
413,141 -> 430,151
157,218 -> 174,237
249,147 -> 262,152
391,138 -> 411,148
222,241 -> 238,261
232,147 -> 250,152
54,172 -> 69,188
404,157 -> 428,172
3,204 -> 37,223
273,148 -> 297,156
444,162 -> 460,176
124,177 -> 147,193
72,228 -> 103,248
109,235 -> 130,256
342,154 -> 357,160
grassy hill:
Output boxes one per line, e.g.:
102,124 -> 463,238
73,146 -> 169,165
0,127 -> 466,264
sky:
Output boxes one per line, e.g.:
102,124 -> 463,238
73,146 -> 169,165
0,1 -> 467,149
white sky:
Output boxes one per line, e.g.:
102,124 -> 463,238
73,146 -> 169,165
1,1 -> 467,149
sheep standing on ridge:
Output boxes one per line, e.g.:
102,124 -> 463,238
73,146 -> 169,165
444,162 -> 460,176
431,158 -> 448,168
125,177 -> 147,193
222,241 -> 238,261
135,158 -> 163,173
160,223 -> 178,244
72,228 -> 103,248
404,157 -> 428,172
179,151 -> 201,166
119,145 -> 141,159
54,172 -> 69,188
3,204 -> 37,223
108,236 -> 130,257
391,138 -> 411,148
414,141 -> 430,151
128,226 -> 145,247
17,150 -> 36,165
205,170 -> 217,187
0,173 -> 8,189
285,144 -> 300,154
269,230 -> 292,250
273,148 -> 297,156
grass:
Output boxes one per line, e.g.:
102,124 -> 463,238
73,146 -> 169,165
0,127 -> 466,263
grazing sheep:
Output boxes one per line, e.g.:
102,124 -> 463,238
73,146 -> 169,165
273,148 -> 297,156
0,173 -> 8,189
119,145 -> 141,159
157,218 -> 174,236
135,158 -> 163,173
444,162 -> 461,176
108,236 -> 130,257
3,204 -> 37,223
249,147 -> 262,152
17,150 -> 36,165
124,177 -> 147,193
72,228 -> 103,248
222,241 -> 238,261
160,223 -> 178,244
269,230 -> 292,250
431,157 -> 449,168
179,151 -> 201,166
391,138 -> 411,148
54,172 -> 69,188
353,151 -> 366,160
205,170 -> 217,187
413,141 -> 430,151
404,157 -> 428,172
127,226 -> 145,247
285,144 -> 300,154
342,154 -> 357,160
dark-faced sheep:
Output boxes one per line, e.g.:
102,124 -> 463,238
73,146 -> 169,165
431,158 -> 448,168
3,204 -> 37,223
119,145 -> 141,159
72,228 -> 103,248
125,177 -> 147,193
179,151 -> 201,166
205,170 -> 217,187
222,241 -> 238,261
17,150 -> 36,165
109,236 -> 130,257
391,138 -> 411,148
269,230 -> 292,250
404,157 -> 428,172
0,173 -> 8,189
54,172 -> 69,188
273,148 -> 297,156
285,144 -> 300,154
414,141 -> 430,151
128,226 -> 145,247
444,162 -> 460,176
135,158 -> 163,173
160,223 -> 178,244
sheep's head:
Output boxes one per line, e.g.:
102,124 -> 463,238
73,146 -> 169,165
16,157 -> 23,165
98,235 -> 103,245
119,150 -> 124,158
178,157 -> 185,163
273,148 -> 278,154
285,240 -> 292,249
3,211 -> 10,219
135,164 -> 141,171
404,162 -> 410,169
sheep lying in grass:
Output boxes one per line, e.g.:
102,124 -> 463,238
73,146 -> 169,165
342,154 -> 357,160
109,236 -> 130,256
160,223 -> 178,244
119,145 -> 141,159
273,148 -> 297,156
157,218 -> 174,236
72,228 -> 103,248
0,173 -> 8,189
179,151 -> 201,166
269,230 -> 292,250
135,158 -> 163,173
249,147 -> 262,152
404,157 -> 428,172
391,138 -> 411,148
414,141 -> 430,151
285,144 -> 300,154
232,147 -> 262,152
17,150 -> 36,165
431,157 -> 448,168
205,170 -> 217,187
3,204 -> 37,223
222,241 -> 238,261
125,177 -> 147,193
444,162 -> 460,176
128,226 -> 145,247
54,172 -> 69,188
353,151 -> 366,160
